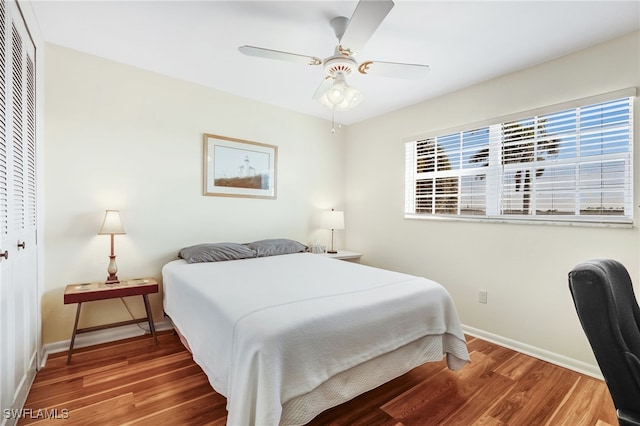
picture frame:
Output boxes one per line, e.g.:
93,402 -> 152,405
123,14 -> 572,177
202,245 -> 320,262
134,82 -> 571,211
203,133 -> 277,199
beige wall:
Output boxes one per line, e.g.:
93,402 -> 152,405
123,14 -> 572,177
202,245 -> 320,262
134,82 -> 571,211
43,44 -> 347,344
44,31 -> 640,373
345,31 -> 640,373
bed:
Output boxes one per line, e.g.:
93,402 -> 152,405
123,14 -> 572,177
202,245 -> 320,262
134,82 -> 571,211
162,240 -> 469,425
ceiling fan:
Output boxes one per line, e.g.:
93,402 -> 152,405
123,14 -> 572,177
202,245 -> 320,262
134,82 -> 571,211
238,0 -> 430,112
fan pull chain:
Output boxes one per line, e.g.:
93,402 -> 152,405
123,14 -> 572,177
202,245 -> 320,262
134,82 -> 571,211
331,108 -> 336,134
330,108 -> 343,134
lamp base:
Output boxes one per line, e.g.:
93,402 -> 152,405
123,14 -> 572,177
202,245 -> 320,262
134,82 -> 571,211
106,255 -> 119,285
327,250 -> 338,254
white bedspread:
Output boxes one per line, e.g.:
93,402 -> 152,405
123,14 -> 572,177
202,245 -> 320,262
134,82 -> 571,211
162,253 -> 469,425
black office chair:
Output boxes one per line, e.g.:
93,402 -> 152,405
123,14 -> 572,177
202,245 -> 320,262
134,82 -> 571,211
568,259 -> 640,426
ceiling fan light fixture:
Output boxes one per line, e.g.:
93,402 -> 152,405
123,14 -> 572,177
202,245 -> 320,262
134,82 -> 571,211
327,87 -> 345,105
318,72 -> 363,111
318,85 -> 363,112
327,74 -> 347,105
340,85 -> 363,111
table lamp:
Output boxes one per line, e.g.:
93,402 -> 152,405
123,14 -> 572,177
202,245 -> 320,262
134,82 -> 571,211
98,210 -> 126,284
321,208 -> 344,254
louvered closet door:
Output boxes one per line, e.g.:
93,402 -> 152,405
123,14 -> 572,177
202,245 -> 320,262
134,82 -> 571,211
0,1 -> 38,423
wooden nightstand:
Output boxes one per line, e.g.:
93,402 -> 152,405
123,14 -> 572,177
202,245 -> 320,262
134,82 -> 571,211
63,277 -> 159,364
320,250 -> 362,263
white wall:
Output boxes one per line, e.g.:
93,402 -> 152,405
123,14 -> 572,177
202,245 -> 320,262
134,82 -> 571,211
345,31 -> 640,374
43,44 -> 346,344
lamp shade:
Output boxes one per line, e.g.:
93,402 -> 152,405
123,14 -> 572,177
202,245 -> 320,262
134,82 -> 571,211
327,78 -> 346,105
318,85 -> 363,112
321,209 -> 344,230
317,72 -> 363,112
98,210 -> 126,235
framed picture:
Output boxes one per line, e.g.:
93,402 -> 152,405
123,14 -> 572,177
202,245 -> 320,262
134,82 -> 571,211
203,133 -> 277,199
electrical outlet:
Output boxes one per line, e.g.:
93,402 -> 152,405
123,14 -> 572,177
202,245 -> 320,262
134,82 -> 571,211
479,290 -> 488,304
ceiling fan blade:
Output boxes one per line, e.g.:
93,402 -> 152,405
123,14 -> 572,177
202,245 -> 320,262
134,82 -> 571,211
339,0 -> 394,55
238,45 -> 322,66
312,77 -> 334,101
358,60 -> 430,79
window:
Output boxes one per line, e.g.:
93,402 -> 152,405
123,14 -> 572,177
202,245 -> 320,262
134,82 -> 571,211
405,93 -> 634,225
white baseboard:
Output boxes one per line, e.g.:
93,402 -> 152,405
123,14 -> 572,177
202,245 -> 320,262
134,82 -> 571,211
462,324 -> 603,380
40,319 -> 174,369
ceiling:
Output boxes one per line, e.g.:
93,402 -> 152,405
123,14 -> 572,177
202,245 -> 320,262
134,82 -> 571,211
28,1 -> 640,125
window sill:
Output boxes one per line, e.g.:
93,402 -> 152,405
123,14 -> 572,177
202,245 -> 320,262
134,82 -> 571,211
404,213 -> 633,228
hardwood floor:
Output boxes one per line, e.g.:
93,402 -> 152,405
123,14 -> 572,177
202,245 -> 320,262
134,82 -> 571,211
19,330 -> 616,425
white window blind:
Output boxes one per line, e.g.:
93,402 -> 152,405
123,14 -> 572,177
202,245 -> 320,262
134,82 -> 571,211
405,94 -> 634,225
